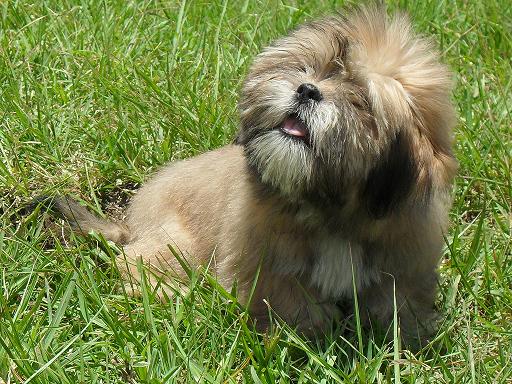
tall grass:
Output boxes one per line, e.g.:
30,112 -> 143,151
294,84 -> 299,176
0,0 -> 510,382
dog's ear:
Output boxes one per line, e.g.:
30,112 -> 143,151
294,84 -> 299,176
362,131 -> 419,218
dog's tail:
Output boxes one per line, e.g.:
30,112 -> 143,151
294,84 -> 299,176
28,195 -> 131,244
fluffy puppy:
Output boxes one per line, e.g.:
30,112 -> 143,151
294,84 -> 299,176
51,6 -> 457,341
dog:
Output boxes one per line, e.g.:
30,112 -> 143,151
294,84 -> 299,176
48,5 -> 457,342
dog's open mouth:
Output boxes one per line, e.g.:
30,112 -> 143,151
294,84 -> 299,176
280,115 -> 310,143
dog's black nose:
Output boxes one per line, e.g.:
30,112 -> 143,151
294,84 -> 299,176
296,83 -> 322,102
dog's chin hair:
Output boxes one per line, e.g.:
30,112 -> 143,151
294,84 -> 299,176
246,131 -> 314,197
299,101 -> 339,150
245,100 -> 379,198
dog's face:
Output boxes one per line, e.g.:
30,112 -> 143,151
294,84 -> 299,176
237,8 -> 457,216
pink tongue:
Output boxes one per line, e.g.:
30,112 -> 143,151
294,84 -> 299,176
282,118 -> 308,137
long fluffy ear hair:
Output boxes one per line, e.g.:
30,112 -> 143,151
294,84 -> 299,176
345,5 -> 457,188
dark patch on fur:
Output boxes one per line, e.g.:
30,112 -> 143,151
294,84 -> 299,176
308,161 -> 347,207
244,159 -> 278,200
362,131 -> 419,219
233,131 -> 246,145
234,118 -> 261,145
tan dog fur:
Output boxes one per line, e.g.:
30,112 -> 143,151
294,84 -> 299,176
52,6 -> 457,341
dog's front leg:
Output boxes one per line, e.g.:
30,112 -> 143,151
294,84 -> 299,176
247,274 -> 341,336
360,270 -> 439,347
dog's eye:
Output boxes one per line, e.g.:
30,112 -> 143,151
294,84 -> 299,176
300,65 -> 314,75
324,69 -> 339,79
352,101 -> 365,110
352,95 -> 370,111
347,89 -> 370,111
322,61 -> 343,79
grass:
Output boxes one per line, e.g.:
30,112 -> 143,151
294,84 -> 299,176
0,0 -> 510,382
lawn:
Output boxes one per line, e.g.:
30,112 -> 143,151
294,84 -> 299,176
0,0 -> 511,383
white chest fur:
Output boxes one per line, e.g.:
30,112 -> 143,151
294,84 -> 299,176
310,234 -> 380,299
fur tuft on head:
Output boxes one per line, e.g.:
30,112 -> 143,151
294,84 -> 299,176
345,5 -> 455,155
